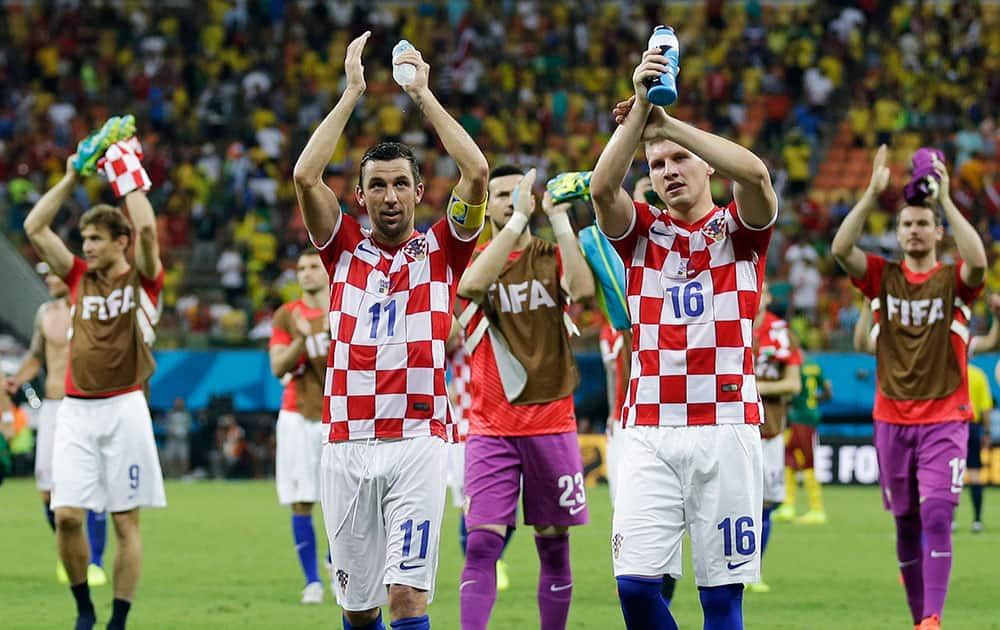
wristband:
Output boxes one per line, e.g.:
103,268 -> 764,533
550,212 -> 573,238
447,191 -> 487,229
504,212 -> 529,234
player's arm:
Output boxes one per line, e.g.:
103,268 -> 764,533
293,32 -> 371,246
852,298 -> 875,354
0,388 -> 13,440
124,191 -> 162,279
642,106 -> 776,228
22,156 -> 77,278
457,170 -> 537,303
757,364 -> 802,397
269,311 -> 309,378
832,146 -> 892,279
933,161 -> 987,287
591,50 -> 667,238
543,193 -> 594,302
446,317 -> 463,355
5,309 -> 45,394
970,297 -> 1000,354
397,50 -> 488,239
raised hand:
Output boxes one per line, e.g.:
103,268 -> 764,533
395,48 -> 431,95
541,190 -> 571,218
514,169 -> 538,217
632,48 -> 670,104
867,145 -> 891,196
345,31 -> 371,94
931,159 -> 951,203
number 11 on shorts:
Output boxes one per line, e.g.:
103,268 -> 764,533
399,519 -> 430,570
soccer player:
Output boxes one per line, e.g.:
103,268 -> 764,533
832,146 -> 986,630
292,32 -> 488,630
23,122 -> 166,630
964,362 -> 991,533
268,250 -> 331,603
591,45 -> 779,629
774,353 -> 832,525
455,166 -> 594,630
5,263 -> 108,586
749,282 -> 802,593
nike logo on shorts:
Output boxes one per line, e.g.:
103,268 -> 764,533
727,559 -> 752,570
549,583 -> 573,592
569,505 -> 586,515
399,561 -> 425,571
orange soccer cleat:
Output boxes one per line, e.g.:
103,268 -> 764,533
917,614 -> 941,630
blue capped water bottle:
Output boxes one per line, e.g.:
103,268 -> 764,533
644,25 -> 680,106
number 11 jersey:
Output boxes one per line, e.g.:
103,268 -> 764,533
608,201 -> 774,428
315,213 -> 479,443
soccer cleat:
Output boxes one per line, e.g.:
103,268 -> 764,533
971,521 -> 984,533
496,559 -> 511,592
72,115 -> 137,176
57,560 -> 69,584
917,614 -> 941,630
86,563 -> 108,586
546,171 -> 593,203
745,581 -> 771,593
796,510 -> 828,525
772,504 -> 796,523
951,520 -> 958,533
301,581 -> 324,604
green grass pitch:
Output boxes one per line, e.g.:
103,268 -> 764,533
1,479 -> 997,629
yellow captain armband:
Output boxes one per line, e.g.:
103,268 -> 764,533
447,191 -> 488,229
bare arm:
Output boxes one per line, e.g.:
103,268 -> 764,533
544,193 -> 594,303
23,157 -> 77,277
832,146 -> 890,279
6,310 -> 45,393
397,49 -> 488,238
933,162 -> 987,287
757,364 -> 802,397
457,170 -> 537,303
853,299 -> 875,354
123,191 -> 162,279
269,312 -> 311,377
293,32 -> 370,246
0,389 -> 13,440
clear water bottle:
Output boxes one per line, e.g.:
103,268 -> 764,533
392,40 -> 417,87
21,382 -> 41,409
644,25 -> 680,106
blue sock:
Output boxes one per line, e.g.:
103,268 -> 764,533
86,511 -> 106,568
343,612 -> 386,630
391,615 -> 430,629
761,505 -> 775,557
699,584 -> 744,630
292,513 -> 319,585
617,576 -> 678,630
501,526 -> 514,559
459,514 -> 468,555
44,502 -> 55,532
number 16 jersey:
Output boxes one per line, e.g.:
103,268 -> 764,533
608,201 -> 773,428
315,213 -> 479,443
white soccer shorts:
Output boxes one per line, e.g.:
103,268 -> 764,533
275,410 -> 326,505
321,436 -> 447,611
606,425 -> 624,506
611,424 -> 763,587
445,441 -> 466,508
761,434 -> 786,505
34,399 -> 60,491
51,390 -> 166,512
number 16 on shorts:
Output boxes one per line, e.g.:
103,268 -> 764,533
718,516 -> 756,570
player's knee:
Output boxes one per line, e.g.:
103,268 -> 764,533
387,584 -> 427,618
343,608 -> 382,627
920,499 -> 954,535
698,583 -> 743,615
465,528 -> 506,563
54,508 -> 85,532
534,525 -> 568,536
41,491 -> 51,504
616,575 -> 663,607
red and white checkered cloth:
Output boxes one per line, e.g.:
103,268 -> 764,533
98,137 -> 151,197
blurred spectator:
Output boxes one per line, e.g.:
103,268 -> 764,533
162,397 -> 192,479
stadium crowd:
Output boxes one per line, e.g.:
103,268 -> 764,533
0,0 -> 998,354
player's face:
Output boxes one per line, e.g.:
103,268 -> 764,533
80,224 -> 127,271
357,158 -> 424,245
646,140 -> 714,213
896,206 -> 942,258
296,254 -> 327,294
44,272 -> 68,298
486,173 -> 523,231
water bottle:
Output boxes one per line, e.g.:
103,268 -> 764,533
392,40 -> 417,87
21,382 -> 41,409
644,25 -> 680,106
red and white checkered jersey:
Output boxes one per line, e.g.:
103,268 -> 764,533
609,201 -> 774,427
447,343 -> 472,441
753,311 -> 803,381
314,212 -> 479,443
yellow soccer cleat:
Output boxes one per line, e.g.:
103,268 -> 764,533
546,171 -> 593,203
796,510 -> 828,525
772,504 -> 796,523
496,559 -> 511,592
745,580 -> 771,593
87,563 -> 108,586
56,560 -> 69,584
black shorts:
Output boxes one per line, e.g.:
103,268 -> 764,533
967,422 -> 984,469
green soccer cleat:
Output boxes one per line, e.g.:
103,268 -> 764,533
496,559 -> 511,592
546,171 -> 593,203
72,114 -> 136,176
56,560 -> 69,584
746,580 -> 771,593
772,504 -> 796,523
796,510 -> 828,525
87,563 -> 108,586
